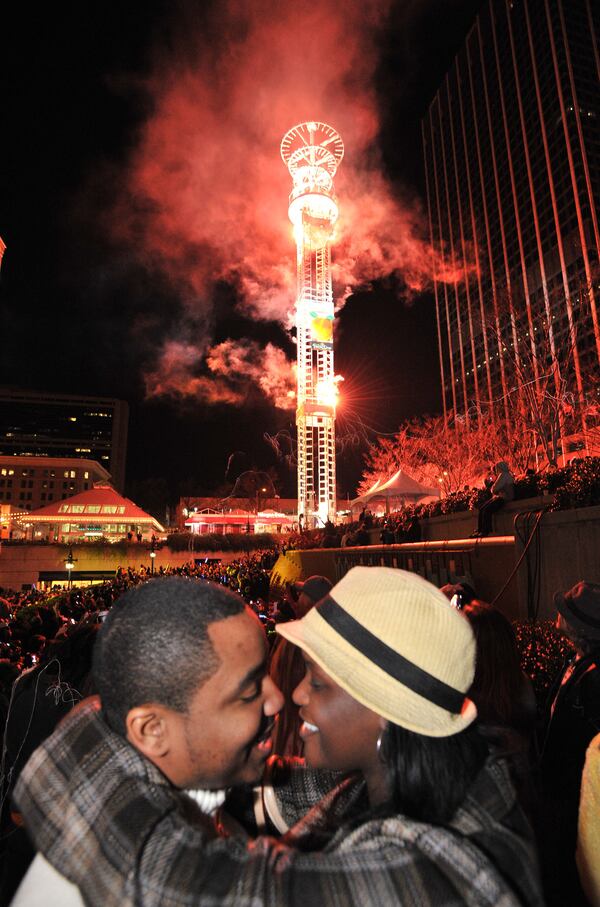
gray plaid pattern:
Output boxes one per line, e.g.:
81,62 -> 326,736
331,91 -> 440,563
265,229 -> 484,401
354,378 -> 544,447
15,701 -> 544,906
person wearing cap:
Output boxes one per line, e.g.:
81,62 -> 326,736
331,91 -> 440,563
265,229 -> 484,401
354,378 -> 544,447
269,575 -> 333,755
537,581 -> 600,906
14,567 -> 543,906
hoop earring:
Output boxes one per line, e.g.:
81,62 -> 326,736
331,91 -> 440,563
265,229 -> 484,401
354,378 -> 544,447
376,728 -> 387,763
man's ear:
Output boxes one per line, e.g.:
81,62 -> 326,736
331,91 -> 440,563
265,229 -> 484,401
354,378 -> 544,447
126,705 -> 171,761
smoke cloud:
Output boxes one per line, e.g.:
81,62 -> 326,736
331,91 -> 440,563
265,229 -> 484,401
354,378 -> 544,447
109,0 -> 471,406
145,337 -> 296,409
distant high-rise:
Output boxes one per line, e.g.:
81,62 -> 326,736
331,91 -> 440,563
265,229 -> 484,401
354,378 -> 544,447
0,389 -> 128,491
423,0 -> 599,453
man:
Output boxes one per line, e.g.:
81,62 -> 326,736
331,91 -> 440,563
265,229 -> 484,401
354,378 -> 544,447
537,581 -> 600,906
11,576 -> 284,904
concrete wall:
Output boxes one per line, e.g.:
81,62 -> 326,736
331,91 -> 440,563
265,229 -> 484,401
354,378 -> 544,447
514,503 -> 600,621
271,538 -> 520,619
271,500 -> 600,623
0,544 -> 240,591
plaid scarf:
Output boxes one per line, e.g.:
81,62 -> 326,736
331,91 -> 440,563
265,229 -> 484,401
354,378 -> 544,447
15,700 -> 544,907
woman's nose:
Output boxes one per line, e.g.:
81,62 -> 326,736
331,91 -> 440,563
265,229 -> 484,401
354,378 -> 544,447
292,674 -> 309,707
263,674 -> 285,716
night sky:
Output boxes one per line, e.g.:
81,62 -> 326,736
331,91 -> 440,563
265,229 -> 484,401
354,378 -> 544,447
0,0 -> 482,512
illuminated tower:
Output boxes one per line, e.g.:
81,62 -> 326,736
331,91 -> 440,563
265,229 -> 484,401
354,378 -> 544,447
281,121 -> 344,527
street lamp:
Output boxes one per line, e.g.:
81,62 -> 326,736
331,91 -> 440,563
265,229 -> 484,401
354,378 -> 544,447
64,548 -> 76,589
149,539 -> 156,574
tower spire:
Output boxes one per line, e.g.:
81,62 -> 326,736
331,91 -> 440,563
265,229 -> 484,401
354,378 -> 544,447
281,121 -> 344,527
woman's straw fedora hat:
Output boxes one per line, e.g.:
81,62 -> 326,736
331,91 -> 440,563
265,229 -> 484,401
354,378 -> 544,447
277,566 -> 477,737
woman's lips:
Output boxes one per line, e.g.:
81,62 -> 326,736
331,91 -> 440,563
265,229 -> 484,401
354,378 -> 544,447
299,720 -> 319,740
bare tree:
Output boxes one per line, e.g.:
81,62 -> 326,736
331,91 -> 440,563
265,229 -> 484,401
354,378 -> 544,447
359,411 -> 511,496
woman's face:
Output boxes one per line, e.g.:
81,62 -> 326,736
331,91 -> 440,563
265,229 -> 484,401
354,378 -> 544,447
292,656 -> 383,776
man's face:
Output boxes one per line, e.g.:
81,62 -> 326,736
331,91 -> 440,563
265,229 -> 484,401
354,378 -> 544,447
164,608 -> 283,789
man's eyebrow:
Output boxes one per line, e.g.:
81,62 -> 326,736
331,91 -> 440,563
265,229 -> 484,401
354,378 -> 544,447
232,657 -> 268,696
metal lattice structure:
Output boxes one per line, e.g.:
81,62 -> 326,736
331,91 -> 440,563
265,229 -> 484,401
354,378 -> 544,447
281,122 -> 344,527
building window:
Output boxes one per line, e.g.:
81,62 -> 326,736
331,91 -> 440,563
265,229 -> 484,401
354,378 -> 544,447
83,471 -> 89,479
41,493 -> 46,501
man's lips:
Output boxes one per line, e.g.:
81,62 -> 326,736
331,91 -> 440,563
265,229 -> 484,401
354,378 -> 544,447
248,717 -> 276,757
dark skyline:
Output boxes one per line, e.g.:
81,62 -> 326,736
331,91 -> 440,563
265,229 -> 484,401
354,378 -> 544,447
0,0 -> 482,511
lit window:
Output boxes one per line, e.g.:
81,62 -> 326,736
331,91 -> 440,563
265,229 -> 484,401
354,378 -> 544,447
101,506 -> 117,514
71,505 -> 85,513
70,471 -> 76,479
58,504 -> 70,513
86,506 -> 101,514
84,472 -> 89,479
69,417 -> 77,422
64,471 -> 69,478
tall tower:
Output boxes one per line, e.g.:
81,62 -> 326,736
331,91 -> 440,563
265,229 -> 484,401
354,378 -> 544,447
281,121 -> 344,527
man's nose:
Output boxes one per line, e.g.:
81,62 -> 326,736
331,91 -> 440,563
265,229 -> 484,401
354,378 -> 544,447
263,674 -> 284,716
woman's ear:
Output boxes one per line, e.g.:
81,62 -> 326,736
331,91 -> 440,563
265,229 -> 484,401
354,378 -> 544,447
126,705 -> 170,760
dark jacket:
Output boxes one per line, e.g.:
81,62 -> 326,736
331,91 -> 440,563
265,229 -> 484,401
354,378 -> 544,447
15,700 -> 544,907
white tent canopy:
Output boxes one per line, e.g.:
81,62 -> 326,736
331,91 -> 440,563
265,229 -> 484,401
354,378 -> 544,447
352,469 -> 439,513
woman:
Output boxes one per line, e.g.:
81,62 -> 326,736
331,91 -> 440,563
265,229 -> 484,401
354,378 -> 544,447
13,568 -> 543,906
462,601 -> 536,737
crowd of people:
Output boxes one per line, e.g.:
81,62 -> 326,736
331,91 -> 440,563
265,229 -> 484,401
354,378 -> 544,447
0,552 -> 598,905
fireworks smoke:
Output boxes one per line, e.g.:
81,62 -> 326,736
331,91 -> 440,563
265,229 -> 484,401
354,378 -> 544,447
106,0 -> 473,406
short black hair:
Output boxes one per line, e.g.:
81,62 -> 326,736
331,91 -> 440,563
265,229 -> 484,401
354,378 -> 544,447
93,577 -> 245,735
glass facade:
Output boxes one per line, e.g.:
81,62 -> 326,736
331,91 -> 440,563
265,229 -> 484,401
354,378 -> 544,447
423,0 -> 600,451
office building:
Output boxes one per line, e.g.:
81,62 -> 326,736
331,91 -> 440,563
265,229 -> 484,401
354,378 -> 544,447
0,389 -> 128,490
0,455 -> 110,512
423,0 -> 599,452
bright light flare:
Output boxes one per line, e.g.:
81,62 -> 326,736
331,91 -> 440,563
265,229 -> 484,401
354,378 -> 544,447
316,375 -> 344,409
